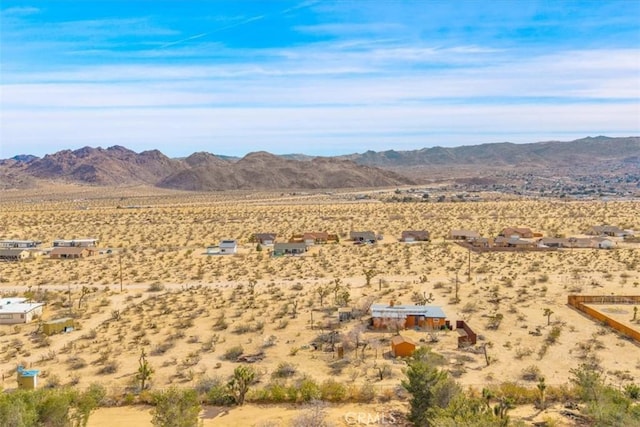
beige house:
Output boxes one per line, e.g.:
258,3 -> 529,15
0,249 -> 30,261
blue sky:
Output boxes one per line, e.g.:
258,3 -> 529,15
1,0 -> 639,158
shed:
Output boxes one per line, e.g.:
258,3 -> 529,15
42,318 -> 75,336
17,365 -> 40,390
338,307 -> 353,322
391,335 -> 416,357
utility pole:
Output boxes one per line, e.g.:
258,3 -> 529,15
455,270 -> 459,304
119,253 -> 123,292
467,248 -> 471,281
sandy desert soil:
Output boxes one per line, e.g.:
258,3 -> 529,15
1,186 -> 638,425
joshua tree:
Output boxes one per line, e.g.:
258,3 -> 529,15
633,306 -> 638,321
537,376 -> 547,409
228,365 -> 255,406
363,269 -> 378,287
136,349 -> 154,391
543,308 -> 554,326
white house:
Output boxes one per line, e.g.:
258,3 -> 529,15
0,240 -> 41,249
53,238 -> 98,248
206,240 -> 238,255
0,298 -> 44,324
219,240 -> 238,254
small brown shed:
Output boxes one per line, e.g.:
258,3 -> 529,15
390,335 -> 417,357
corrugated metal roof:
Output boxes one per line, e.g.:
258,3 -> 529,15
371,303 -> 446,319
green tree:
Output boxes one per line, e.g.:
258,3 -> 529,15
228,365 -> 255,406
401,350 -> 453,426
543,308 -> 554,326
151,387 -> 201,427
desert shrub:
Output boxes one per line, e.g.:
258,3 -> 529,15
272,362 -> 297,379
147,283 -> 165,292
222,345 -> 244,361
297,377 -> 321,402
97,360 -> 119,375
320,379 -> 347,402
151,387 -> 201,427
546,326 -> 562,344
67,356 -> 87,370
521,365 -> 541,381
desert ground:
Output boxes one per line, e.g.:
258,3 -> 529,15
1,184 -> 639,426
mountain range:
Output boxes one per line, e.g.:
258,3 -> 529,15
0,136 -> 638,191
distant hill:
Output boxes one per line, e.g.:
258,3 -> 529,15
158,151 -> 413,191
342,136 -> 640,167
0,146 -> 412,190
0,136 -> 637,191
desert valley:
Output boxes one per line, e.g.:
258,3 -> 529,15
1,138 -> 639,426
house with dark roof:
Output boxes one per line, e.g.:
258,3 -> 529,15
587,225 -> 631,237
350,231 -> 377,243
400,230 -> 430,242
254,233 -> 277,246
449,229 -> 480,240
273,242 -> 307,256
0,249 -> 30,262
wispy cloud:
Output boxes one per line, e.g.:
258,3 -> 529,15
0,0 -> 638,157
1,6 -> 39,16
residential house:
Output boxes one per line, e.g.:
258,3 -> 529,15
254,233 -> 277,246
206,240 -> 237,255
350,231 -> 376,243
53,238 -> 98,248
400,230 -> 430,242
290,232 -> 337,246
469,237 -> 491,248
370,302 -> 447,330
390,335 -> 417,357
0,240 -> 41,249
593,237 -> 616,249
449,230 -> 480,241
537,237 -> 570,248
219,240 -> 238,254
50,247 -> 93,259
494,236 -> 536,249
498,227 -> 536,239
0,298 -> 44,324
0,249 -> 30,262
587,225 -> 630,237
273,242 -> 307,256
